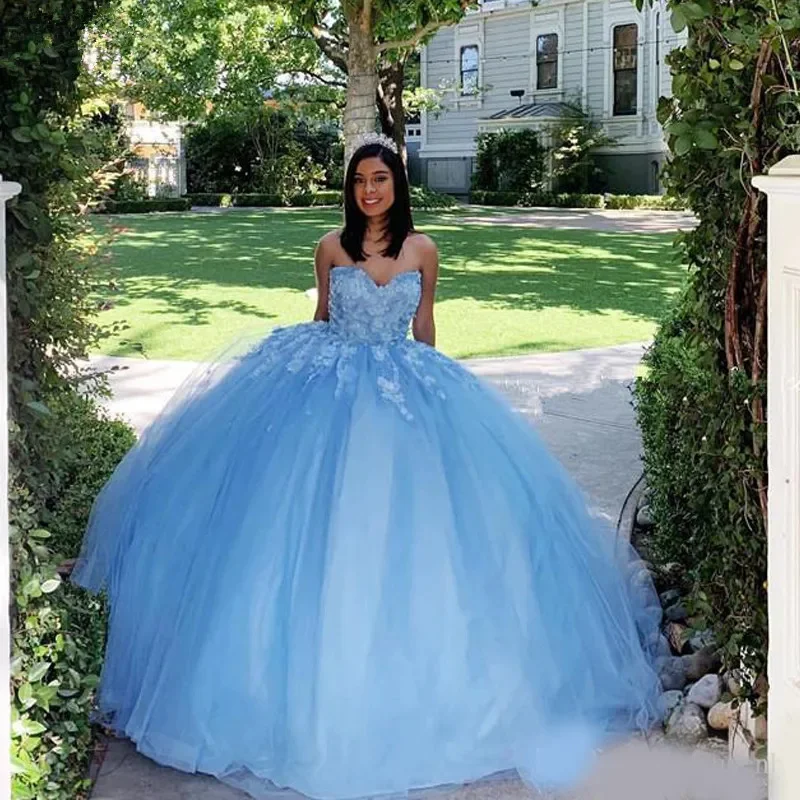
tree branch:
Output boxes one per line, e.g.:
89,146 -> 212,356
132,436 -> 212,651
291,69 -> 347,88
310,24 -> 349,73
376,19 -> 449,54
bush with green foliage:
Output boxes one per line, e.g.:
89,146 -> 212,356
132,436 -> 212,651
471,129 -> 547,195
469,190 -> 684,210
185,108 -> 336,198
409,185 -> 459,210
633,0 -> 800,709
98,198 -> 191,214
10,394 -> 135,799
1,2 -> 141,797
546,102 -> 615,194
604,193 -> 686,210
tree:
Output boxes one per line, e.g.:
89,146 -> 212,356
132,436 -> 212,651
284,0 -> 480,163
84,0 -> 336,121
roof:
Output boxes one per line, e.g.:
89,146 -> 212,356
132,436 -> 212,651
484,102 -> 574,121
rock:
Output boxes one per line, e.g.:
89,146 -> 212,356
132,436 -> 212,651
665,702 -> 709,743
683,647 -> 721,682
659,588 -> 681,608
636,504 -> 655,528
664,621 -> 689,654
686,674 -> 723,708
661,562 -> 683,580
657,690 -> 684,722
658,655 -> 688,691
708,700 -> 735,730
665,603 -> 688,622
688,628 -> 716,652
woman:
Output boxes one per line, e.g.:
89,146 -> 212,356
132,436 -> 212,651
74,133 -> 665,800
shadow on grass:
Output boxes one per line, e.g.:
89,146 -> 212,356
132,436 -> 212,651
97,209 -> 685,329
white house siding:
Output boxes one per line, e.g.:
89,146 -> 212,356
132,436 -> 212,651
483,13 -> 531,116
585,2 -> 606,115
424,27 -> 478,150
420,0 -> 685,194
420,0 -> 681,196
561,3 -> 584,100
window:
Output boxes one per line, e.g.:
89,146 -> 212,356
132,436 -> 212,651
460,45 -> 479,95
536,34 -> 558,90
613,24 -> 638,115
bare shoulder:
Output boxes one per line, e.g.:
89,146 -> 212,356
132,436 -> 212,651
317,229 -> 342,253
408,232 -> 438,264
315,229 -> 342,265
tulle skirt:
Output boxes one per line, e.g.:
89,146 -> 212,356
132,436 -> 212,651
74,323 -> 665,799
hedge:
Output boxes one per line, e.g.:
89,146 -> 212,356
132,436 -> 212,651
99,198 -> 192,214
470,190 -> 687,210
185,187 -> 459,211
186,191 -> 342,207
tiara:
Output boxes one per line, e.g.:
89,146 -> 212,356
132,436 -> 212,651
354,131 -> 398,154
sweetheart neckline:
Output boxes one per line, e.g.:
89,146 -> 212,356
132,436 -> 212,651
331,265 -> 421,289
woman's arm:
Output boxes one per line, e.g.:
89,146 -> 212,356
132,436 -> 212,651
313,233 -> 335,322
412,235 -> 438,347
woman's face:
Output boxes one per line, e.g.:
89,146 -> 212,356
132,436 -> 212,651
353,156 -> 395,219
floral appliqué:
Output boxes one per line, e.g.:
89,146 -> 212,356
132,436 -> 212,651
241,266 -> 478,420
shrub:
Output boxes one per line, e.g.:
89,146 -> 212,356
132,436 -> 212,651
99,198 -> 191,214
472,129 -> 547,195
469,190 -> 609,209
186,193 -> 233,207
2,3 -> 140,797
546,102 -> 615,194
605,193 -> 686,210
633,0 -> 799,707
10,392 -> 135,799
185,108 -> 331,197
409,186 -> 459,210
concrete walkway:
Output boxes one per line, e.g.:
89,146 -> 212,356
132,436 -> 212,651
458,207 -> 697,234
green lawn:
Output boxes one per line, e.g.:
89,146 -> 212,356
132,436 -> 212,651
91,208 -> 686,361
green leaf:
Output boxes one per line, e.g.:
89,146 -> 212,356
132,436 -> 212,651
681,2 -> 708,21
675,135 -> 693,156
670,8 -> 687,32
29,529 -> 51,539
729,59 -> 745,71
40,577 -> 61,594
13,718 -> 47,737
25,401 -> 51,416
27,662 -> 51,683
694,129 -> 718,150
11,127 -> 32,143
708,58 -> 720,70
17,683 -> 33,704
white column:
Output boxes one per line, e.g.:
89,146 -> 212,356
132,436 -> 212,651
753,155 -> 800,800
1,177 -> 23,793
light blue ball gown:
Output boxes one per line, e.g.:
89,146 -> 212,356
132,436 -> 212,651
73,264 -> 665,800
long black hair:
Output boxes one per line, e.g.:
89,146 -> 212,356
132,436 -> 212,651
340,141 -> 415,263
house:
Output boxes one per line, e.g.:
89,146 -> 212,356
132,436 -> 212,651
418,0 -> 685,196
123,102 -> 187,197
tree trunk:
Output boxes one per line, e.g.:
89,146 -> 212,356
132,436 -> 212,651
343,6 -> 377,168
377,58 -> 408,168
